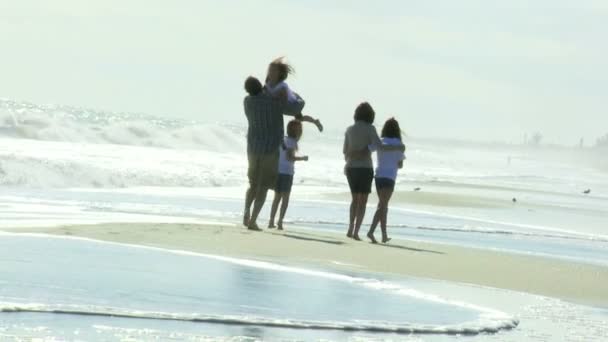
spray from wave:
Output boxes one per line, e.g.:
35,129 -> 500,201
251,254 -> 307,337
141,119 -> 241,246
0,99 -> 257,187
0,98 -> 246,150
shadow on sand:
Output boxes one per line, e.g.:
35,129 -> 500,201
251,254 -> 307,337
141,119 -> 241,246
378,242 -> 445,255
270,232 -> 346,245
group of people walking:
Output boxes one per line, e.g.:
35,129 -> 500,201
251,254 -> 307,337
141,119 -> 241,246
243,58 -> 405,244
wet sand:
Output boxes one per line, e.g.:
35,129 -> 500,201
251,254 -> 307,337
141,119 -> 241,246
10,222 -> 608,308
325,191 -> 510,208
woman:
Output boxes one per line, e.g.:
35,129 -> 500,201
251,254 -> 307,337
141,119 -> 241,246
343,103 -> 404,240
367,118 -> 405,243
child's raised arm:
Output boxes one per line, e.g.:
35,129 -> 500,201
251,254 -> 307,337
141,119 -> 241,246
298,115 -> 323,132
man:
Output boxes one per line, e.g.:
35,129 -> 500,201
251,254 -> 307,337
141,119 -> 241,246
242,76 -> 304,230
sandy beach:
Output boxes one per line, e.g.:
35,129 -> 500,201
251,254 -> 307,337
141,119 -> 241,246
12,222 -> 608,308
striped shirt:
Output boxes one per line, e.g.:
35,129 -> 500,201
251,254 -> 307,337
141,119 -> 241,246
244,93 -> 304,155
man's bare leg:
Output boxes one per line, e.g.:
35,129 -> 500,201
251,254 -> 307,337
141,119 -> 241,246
243,187 -> 255,227
248,186 -> 268,231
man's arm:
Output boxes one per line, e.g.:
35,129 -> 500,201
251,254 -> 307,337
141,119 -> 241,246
243,97 -> 249,119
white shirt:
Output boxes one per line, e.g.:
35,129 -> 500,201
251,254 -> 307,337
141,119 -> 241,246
266,81 -> 298,103
278,136 -> 298,175
375,137 -> 405,181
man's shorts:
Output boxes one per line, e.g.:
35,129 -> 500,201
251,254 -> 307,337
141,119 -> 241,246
248,150 -> 279,190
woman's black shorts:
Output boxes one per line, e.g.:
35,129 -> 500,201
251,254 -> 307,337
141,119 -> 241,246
346,168 -> 374,194
375,177 -> 395,192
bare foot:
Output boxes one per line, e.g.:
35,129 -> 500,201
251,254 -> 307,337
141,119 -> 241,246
243,212 -> 250,227
347,225 -> 354,238
353,235 -> 361,241
367,232 -> 378,244
382,237 -> 392,243
277,222 -> 284,230
268,223 -> 276,229
247,223 -> 262,231
314,119 -> 324,132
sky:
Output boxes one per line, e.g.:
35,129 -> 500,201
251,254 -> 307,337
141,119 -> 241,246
0,0 -> 606,144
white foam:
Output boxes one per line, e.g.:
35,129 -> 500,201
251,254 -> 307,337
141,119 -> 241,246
0,232 -> 518,335
0,301 -> 517,335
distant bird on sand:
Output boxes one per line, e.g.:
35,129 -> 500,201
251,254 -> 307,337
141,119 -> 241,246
512,198 -> 517,203
583,189 -> 591,194
414,187 -> 421,191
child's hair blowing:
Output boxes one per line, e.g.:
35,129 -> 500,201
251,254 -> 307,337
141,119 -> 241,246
381,118 -> 402,140
269,57 -> 295,82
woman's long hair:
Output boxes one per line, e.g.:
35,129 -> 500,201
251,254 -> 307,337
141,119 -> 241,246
353,102 -> 375,124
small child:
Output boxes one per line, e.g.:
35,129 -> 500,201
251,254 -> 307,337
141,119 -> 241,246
265,57 -> 324,132
367,118 -> 405,244
269,120 -> 309,230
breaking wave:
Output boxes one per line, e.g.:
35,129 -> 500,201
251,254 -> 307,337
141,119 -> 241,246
0,98 -> 246,150
1,302 -> 517,335
0,98 -> 342,188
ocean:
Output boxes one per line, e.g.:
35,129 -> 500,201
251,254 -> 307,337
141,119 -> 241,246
1,98 -> 607,341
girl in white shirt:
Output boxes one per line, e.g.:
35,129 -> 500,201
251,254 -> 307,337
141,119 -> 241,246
367,118 -> 405,243
265,57 -> 324,132
269,120 -> 309,230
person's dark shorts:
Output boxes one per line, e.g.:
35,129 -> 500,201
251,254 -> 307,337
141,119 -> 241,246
375,177 -> 395,192
275,174 -> 294,193
248,150 -> 279,190
346,167 -> 374,194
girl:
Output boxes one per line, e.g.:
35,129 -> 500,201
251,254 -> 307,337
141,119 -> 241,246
269,120 -> 309,230
265,57 -> 324,132
343,103 -> 405,240
367,118 -> 405,244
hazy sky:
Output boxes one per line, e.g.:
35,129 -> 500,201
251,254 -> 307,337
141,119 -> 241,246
1,1 -> 606,144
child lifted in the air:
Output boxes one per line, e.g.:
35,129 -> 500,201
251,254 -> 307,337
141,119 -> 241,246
265,57 -> 323,132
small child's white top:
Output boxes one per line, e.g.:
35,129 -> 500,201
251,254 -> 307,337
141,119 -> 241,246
278,136 -> 298,175
375,137 -> 405,181
266,81 -> 298,103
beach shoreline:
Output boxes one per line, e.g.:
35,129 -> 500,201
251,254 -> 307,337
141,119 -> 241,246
6,222 -> 608,308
